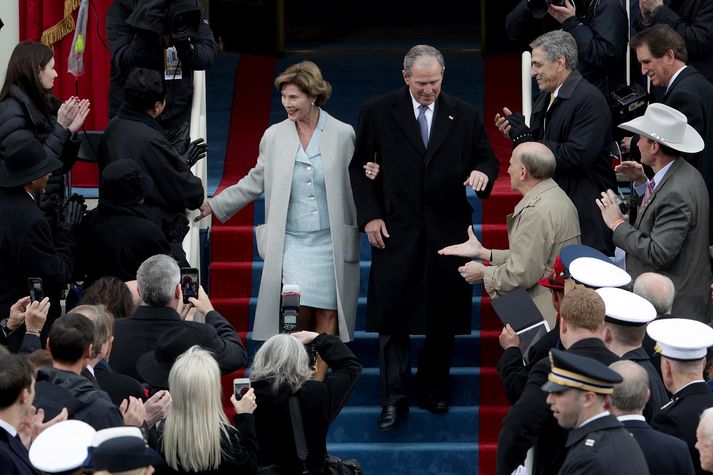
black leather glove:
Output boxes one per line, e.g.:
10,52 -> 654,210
183,138 -> 208,167
162,214 -> 190,243
59,193 -> 86,231
506,112 -> 533,145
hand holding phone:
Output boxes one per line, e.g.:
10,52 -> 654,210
233,378 -> 251,400
27,278 -> 44,302
180,268 -> 199,304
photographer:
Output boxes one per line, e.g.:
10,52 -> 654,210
505,0 -> 628,96
106,0 -> 216,153
250,331 -> 361,474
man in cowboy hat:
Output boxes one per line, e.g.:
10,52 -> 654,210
597,102 -> 712,322
0,138 -> 84,353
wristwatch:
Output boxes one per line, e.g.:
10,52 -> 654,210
0,318 -> 10,338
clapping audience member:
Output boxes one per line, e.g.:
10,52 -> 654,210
0,138 -> 84,353
102,68 -> 204,264
0,41 -> 90,225
80,276 -> 137,320
1,296 -> 50,355
79,160 -> 171,287
155,347 -> 257,475
110,254 -> 246,382
251,331 -> 361,474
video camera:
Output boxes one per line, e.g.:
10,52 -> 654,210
279,284 -> 317,368
165,0 -> 201,42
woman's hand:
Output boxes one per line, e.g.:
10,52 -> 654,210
67,99 -> 91,133
194,201 -> 213,222
292,331 -> 319,345
56,97 -> 78,128
231,388 -> 257,414
363,162 -> 380,180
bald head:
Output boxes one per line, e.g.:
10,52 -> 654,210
513,142 -> 556,180
609,360 -> 650,415
633,272 -> 675,315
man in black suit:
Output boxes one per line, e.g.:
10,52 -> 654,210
0,352 -> 67,475
349,44 -> 499,430
0,139 -> 83,353
647,318 -> 713,475
624,25 -> 713,244
610,360 -> 695,475
495,287 -> 620,475
110,254 -> 247,381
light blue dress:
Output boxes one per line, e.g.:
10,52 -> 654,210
282,111 -> 337,310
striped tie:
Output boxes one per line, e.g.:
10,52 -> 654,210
640,180 -> 656,210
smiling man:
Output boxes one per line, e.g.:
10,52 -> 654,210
495,30 -> 616,257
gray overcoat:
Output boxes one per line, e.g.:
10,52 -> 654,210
209,111 -> 360,341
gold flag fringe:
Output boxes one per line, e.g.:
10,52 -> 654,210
41,0 -> 81,46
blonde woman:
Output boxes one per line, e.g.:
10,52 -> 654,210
155,347 -> 258,475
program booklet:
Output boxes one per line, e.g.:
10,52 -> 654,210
490,288 -> 550,364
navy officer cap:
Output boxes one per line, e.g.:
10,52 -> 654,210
559,244 -> 610,270
90,436 -> 164,472
542,348 -> 623,395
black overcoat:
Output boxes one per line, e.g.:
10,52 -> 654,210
349,87 -> 499,335
622,418 -> 695,475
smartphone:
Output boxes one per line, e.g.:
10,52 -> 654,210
28,277 -> 44,302
180,267 -> 199,304
233,378 -> 251,400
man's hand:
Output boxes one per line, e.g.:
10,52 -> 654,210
499,324 -> 520,350
194,202 -> 213,222
596,190 -> 626,230
178,301 -> 196,321
495,107 -> 513,138
640,0 -> 663,17
59,194 -> 87,231
365,219 -> 390,249
184,138 -> 208,167
458,261 -> 485,284
119,396 -> 146,427
363,162 -> 380,180
231,388 -> 257,415
438,226 -> 488,260
145,390 -> 172,426
620,137 -> 632,153
614,160 -> 647,186
548,0 -> 576,23
465,170 -> 489,192
7,296 -> 30,332
18,407 -> 68,449
25,297 -> 50,331
187,285 -> 214,315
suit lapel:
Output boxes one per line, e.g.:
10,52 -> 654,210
663,67 -> 692,102
391,88 -> 427,156
425,94 -> 456,165
635,159 -> 682,226
4,430 -> 34,473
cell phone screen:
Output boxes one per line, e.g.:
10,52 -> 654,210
180,268 -> 199,304
233,378 -> 251,400
28,278 -> 44,302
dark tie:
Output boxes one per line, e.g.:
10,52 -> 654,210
417,104 -> 429,147
640,179 -> 656,210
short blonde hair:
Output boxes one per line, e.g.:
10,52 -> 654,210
274,61 -> 332,106
560,287 -> 605,332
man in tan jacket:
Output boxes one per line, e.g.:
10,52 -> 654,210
439,141 -> 581,325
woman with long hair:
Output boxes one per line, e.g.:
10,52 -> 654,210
156,347 -> 258,475
250,331 -> 361,474
0,41 -> 90,221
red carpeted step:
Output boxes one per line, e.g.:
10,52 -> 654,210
211,226 -> 256,263
480,330 -> 505,367
480,224 -> 509,250
478,442 -> 498,475
212,297 -> 252,332
479,296 -> 502,332
479,367 -> 508,406
209,262 -> 254,298
479,406 -> 509,443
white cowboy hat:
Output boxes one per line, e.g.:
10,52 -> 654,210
618,102 -> 704,154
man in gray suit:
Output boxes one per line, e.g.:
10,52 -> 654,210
597,103 -> 712,321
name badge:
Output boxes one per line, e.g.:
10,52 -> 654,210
164,46 -> 182,80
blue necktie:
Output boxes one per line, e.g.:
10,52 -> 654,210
418,104 -> 429,147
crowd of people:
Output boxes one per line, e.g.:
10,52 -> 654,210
2,0 -> 713,473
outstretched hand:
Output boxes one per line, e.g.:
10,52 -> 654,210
438,226 -> 488,260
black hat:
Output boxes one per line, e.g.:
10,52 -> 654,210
136,325 -> 215,388
91,437 -> 164,471
99,159 -> 154,205
0,138 -> 63,187
542,349 -> 623,395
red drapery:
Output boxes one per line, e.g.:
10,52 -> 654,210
19,0 -> 114,187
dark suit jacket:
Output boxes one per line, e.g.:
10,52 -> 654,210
529,70 -> 617,255
622,347 -> 670,421
349,87 -> 499,335
560,414 -> 649,475
495,338 -> 620,475
622,418 -> 695,475
613,158 -> 712,321
110,306 -> 247,381
652,381 -> 713,475
0,427 -> 36,475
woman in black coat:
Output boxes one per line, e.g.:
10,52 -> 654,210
0,41 -> 90,223
250,332 -> 362,474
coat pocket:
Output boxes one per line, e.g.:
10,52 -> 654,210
344,224 -> 360,263
254,224 -> 267,260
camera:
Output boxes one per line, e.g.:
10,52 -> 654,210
527,0 -> 564,17
28,277 -> 44,302
233,378 -> 251,400
165,0 -> 202,41
608,83 -> 649,126
180,267 -> 199,305
279,284 -> 300,334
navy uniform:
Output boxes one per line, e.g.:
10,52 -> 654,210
647,319 -> 713,475
596,287 -> 669,421
542,349 -> 649,475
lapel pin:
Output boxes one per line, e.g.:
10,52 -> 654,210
448,115 -> 454,120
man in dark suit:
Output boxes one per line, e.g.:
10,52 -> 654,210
495,287 -> 620,475
542,349 -> 649,474
0,352 -> 67,475
610,360 -> 695,475
349,45 -> 499,431
110,254 -> 247,382
647,318 -> 713,475
598,103 -> 712,321
496,30 -> 617,256
624,25 -> 713,244
0,139 -> 83,353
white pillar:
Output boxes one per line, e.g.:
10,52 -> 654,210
0,1 -> 20,85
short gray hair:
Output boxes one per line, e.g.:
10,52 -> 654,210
700,408 -> 713,441
136,254 -> 180,307
609,360 -> 649,414
250,334 -> 312,394
515,142 -> 556,179
633,272 -> 675,315
530,31 -> 578,70
403,45 -> 444,76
